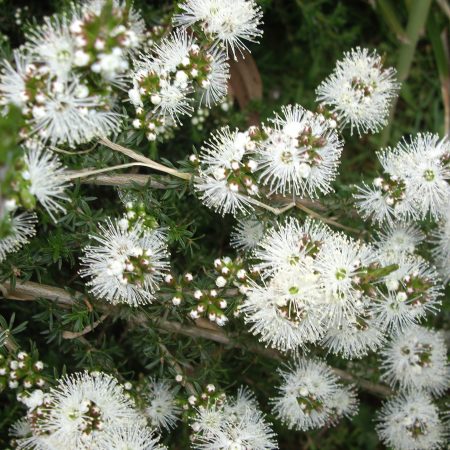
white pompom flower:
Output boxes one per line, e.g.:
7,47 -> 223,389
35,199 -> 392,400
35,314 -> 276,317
95,424 -> 166,450
431,207 -> 450,283
257,105 -> 343,197
25,17 -> 75,81
174,0 -> 263,59
230,216 -> 265,252
194,127 -> 259,215
144,378 -> 181,431
374,221 -> 424,260
380,326 -> 449,396
191,387 -> 277,450
240,265 -> 325,352
316,47 -> 399,135
80,218 -> 170,306
376,392 -> 445,450
0,211 -> 37,262
315,234 -> 375,325
321,315 -> 384,359
24,145 -> 70,221
399,133 -> 450,220
270,358 -> 358,431
200,47 -> 230,107
252,216 -> 332,277
32,372 -> 143,450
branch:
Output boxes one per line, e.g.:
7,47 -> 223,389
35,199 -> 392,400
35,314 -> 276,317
1,280 -> 393,397
62,314 -> 109,340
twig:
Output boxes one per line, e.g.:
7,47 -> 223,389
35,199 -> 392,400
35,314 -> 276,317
295,202 -> 362,234
62,314 -> 109,339
2,280 -> 393,397
99,138 -> 192,181
79,173 -> 167,188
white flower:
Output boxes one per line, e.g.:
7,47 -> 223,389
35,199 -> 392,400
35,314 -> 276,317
431,207 -> 450,283
326,385 -> 359,425
252,216 -> 332,277
195,127 -> 257,215
201,47 -> 230,107
397,133 -> 450,220
152,29 -> 195,73
376,392 -> 445,450
240,265 -> 325,352
380,326 -> 449,396
80,219 -> 170,306
144,378 -> 181,431
9,418 -> 32,439
371,255 -> 443,333
230,216 -> 265,251
0,211 -> 37,262
33,372 -> 143,449
25,17 -> 75,81
270,358 -> 358,431
192,387 -> 278,450
28,78 -> 121,147
0,50 -> 30,109
315,234 -> 375,324
24,145 -> 69,221
257,105 -> 343,197
95,424 -> 166,450
174,0 -> 263,58
321,315 -> 384,359
316,47 -> 399,135
355,133 -> 450,223
374,221 -> 424,260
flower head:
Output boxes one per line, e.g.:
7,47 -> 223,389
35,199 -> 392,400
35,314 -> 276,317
230,216 -> 265,252
191,387 -> 277,450
380,326 -> 449,396
0,211 -> 37,262
316,47 -> 399,135
80,218 -> 170,306
270,358 -> 358,431
431,208 -> 450,283
376,392 -> 445,450
195,127 -> 259,215
95,424 -> 166,450
174,0 -> 263,58
257,105 -> 343,197
144,378 -> 181,431
24,145 -> 69,220
32,372 -> 142,449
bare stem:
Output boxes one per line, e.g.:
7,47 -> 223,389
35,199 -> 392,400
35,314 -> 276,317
99,138 -> 192,181
67,163 -> 147,180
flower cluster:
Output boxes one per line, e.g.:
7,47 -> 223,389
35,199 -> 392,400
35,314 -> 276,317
195,104 -> 343,215
173,0 -> 263,58
355,133 -> 450,223
239,217 -> 442,355
12,371 -> 165,450
142,378 -> 181,431
316,47 -> 399,135
128,28 -> 230,138
380,326 -> 449,396
271,358 -> 358,431
80,217 -> 170,306
0,141 -> 70,261
376,392 -> 446,450
191,386 -> 278,449
0,0 -> 143,147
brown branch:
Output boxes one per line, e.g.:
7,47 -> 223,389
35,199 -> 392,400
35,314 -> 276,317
1,280 -> 393,397
62,314 -> 109,340
80,173 -> 168,188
